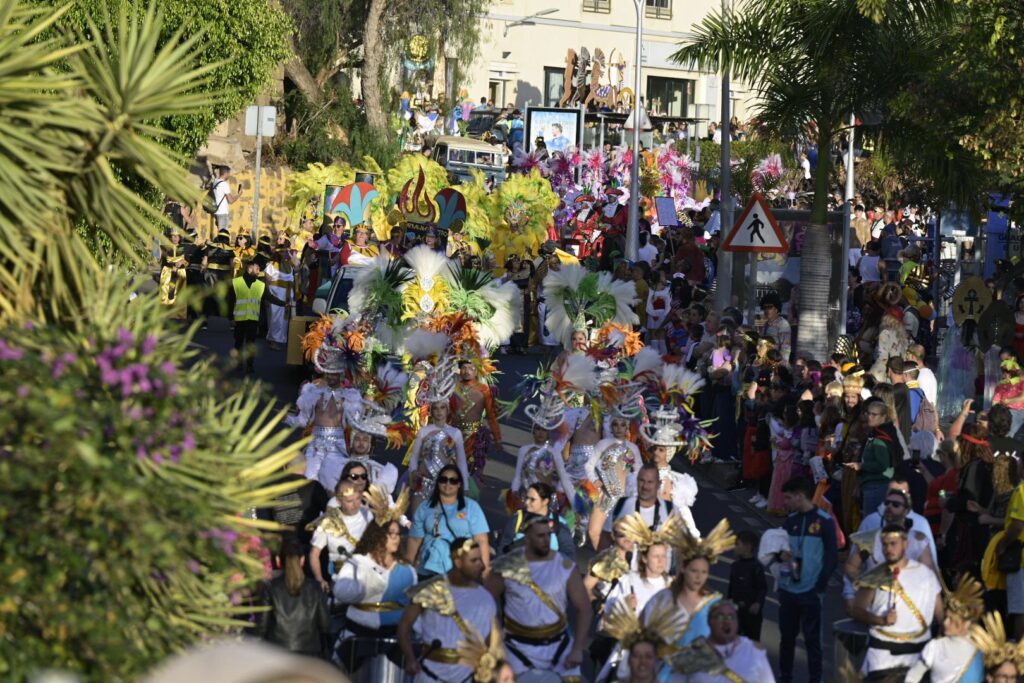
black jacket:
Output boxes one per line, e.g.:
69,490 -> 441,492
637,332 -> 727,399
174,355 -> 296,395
260,576 -> 330,655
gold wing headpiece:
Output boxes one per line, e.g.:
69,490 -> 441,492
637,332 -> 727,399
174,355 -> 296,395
601,599 -> 687,657
617,511 -> 687,551
944,574 -> 985,623
588,546 -> 631,582
363,484 -> 409,527
675,518 -> 736,564
457,618 -> 506,683
971,611 -> 1024,670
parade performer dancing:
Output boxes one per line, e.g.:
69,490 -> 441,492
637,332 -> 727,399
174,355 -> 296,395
906,575 -> 985,683
640,407 -> 701,540
398,538 -> 498,683
452,359 -> 502,487
332,486 -> 416,670
485,513 -> 592,681
512,394 -> 575,513
159,228 -> 187,307
286,344 -> 351,490
643,519 -> 737,681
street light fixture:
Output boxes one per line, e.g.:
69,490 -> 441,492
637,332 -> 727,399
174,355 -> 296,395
504,8 -> 559,37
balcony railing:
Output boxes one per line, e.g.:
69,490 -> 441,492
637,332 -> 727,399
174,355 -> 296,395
583,0 -> 611,13
645,1 -> 672,20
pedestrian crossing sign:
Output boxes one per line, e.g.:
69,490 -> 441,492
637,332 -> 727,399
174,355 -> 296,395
722,192 -> 788,254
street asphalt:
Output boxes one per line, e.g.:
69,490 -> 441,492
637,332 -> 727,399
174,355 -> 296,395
188,314 -> 850,681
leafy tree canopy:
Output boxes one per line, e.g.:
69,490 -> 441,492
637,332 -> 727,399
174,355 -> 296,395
31,0 -> 293,156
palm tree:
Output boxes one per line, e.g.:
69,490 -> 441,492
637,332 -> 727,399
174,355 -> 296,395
672,0 -> 946,360
0,4 -> 303,678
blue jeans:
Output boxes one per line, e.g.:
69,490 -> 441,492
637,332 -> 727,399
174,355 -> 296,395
778,589 -> 823,683
861,480 -> 889,517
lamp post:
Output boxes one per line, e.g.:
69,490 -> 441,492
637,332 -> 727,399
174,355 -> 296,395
626,0 -> 645,263
715,0 -> 734,311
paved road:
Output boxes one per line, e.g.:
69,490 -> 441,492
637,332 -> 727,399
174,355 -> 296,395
190,316 -> 849,681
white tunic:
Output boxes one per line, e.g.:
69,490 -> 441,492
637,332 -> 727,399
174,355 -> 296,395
598,574 -> 670,682
862,560 -> 941,673
683,637 -> 776,683
264,262 -> 293,344
332,554 -> 414,631
311,508 -> 370,565
413,584 -> 498,683
905,635 -> 981,683
503,554 -> 579,678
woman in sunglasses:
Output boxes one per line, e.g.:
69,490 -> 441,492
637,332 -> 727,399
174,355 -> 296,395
406,464 -> 490,580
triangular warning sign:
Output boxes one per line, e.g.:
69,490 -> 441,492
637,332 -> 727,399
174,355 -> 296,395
721,193 -> 788,254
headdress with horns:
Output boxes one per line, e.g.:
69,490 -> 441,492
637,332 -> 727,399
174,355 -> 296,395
675,519 -> 736,564
600,599 -> 688,659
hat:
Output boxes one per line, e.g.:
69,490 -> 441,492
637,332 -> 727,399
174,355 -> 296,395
525,389 -> 567,430
345,397 -> 392,437
213,229 -> 231,245
640,408 -> 686,449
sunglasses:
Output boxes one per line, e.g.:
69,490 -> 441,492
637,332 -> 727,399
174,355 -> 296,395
438,476 -> 461,485
348,473 -> 368,481
884,500 -> 906,509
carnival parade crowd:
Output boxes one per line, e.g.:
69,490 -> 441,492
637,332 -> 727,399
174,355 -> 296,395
156,150 -> 1024,683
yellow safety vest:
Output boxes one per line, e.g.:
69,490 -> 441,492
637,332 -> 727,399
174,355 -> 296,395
232,277 -> 265,321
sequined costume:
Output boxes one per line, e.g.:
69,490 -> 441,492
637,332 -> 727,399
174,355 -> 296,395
510,441 -> 575,512
452,380 -> 502,486
408,424 -> 470,500
285,383 -> 359,487
587,438 -> 639,515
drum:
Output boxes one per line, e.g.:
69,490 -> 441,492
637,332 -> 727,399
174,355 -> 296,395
833,618 -> 869,675
339,636 -> 404,683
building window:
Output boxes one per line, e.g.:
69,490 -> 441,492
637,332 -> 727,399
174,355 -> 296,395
583,0 -> 611,12
645,0 -> 671,20
646,76 -> 692,118
544,67 -> 565,108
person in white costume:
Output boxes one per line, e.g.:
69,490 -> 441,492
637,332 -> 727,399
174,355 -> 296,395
641,407 -> 701,539
285,366 -> 353,489
906,575 -> 985,683
675,601 -> 775,683
849,523 -> 943,679
408,400 -> 470,500
597,593 -> 690,683
485,513 -> 591,681
317,397 -> 399,495
331,487 -> 416,671
307,479 -> 371,592
264,238 -> 298,348
398,537 -> 498,683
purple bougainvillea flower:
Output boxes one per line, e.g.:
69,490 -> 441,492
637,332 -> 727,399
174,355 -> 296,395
0,340 -> 24,361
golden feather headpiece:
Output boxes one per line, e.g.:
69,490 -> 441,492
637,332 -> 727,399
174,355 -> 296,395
675,519 -> 736,564
944,574 -> 985,622
457,618 -> 507,683
971,611 -> 1024,669
600,599 -> 687,657
617,511 -> 687,551
363,484 -> 409,527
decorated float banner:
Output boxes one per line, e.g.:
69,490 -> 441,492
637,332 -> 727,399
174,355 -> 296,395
324,182 -> 379,227
526,107 -> 583,154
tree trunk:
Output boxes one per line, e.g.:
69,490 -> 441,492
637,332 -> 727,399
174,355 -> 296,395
795,127 -> 835,362
361,0 -> 389,134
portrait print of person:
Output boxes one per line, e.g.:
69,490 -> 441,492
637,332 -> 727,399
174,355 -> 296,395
547,123 -> 569,152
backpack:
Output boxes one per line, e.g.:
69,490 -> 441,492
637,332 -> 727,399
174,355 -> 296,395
202,179 -> 226,214
911,388 -> 939,435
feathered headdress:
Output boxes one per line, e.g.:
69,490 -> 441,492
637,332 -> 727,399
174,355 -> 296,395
617,511 -> 687,551
971,611 -> 1024,670
945,574 -> 985,622
364,484 -> 409,527
591,321 -> 644,361
347,255 -> 414,352
643,362 -> 715,462
402,245 -> 452,321
443,264 -> 522,351
301,313 -> 372,376
675,519 -> 736,564
601,599 -> 688,658
457,618 -> 507,683
524,388 -> 568,430
542,264 -> 639,347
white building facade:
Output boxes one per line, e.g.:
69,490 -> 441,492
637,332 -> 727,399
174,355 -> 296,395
463,0 -> 757,127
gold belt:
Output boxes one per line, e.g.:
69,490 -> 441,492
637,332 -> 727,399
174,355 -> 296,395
269,279 -> 292,288
504,614 -> 566,640
206,263 -> 231,271
457,419 -> 483,435
425,647 -> 462,664
352,601 -> 403,612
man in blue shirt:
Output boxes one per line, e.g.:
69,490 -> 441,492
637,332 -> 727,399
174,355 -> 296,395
777,475 -> 838,683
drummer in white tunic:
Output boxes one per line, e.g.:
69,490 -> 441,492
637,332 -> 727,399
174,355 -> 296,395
905,574 -> 985,683
849,523 -> 944,679
397,537 -> 498,683
485,513 -> 591,682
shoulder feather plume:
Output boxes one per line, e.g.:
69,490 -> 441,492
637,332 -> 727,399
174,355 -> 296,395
403,329 -> 450,361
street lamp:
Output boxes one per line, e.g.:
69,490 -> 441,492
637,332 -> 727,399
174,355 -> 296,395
504,8 -> 559,37
625,0 -> 645,263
